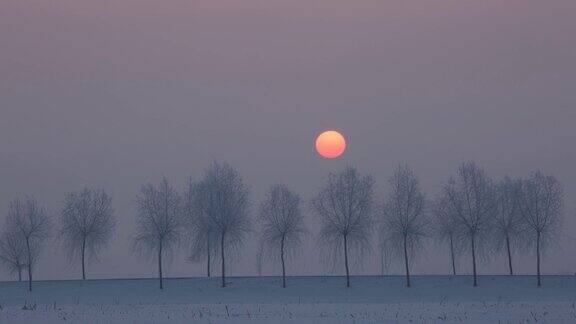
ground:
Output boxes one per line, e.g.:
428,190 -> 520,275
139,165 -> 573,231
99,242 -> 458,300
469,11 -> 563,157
1,275 -> 575,323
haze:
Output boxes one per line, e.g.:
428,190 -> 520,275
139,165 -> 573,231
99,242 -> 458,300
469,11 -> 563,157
1,0 -> 575,280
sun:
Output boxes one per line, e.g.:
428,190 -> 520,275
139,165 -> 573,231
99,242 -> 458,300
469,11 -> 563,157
315,130 -> 346,159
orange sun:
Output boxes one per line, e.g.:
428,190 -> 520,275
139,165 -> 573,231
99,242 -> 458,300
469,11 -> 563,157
315,130 -> 346,159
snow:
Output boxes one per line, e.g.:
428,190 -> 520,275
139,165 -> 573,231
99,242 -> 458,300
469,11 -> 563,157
1,275 -> 576,323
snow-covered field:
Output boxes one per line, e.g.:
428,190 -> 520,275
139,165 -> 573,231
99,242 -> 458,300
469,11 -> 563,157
1,275 -> 576,323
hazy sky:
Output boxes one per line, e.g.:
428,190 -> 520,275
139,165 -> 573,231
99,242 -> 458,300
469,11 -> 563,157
1,0 -> 575,281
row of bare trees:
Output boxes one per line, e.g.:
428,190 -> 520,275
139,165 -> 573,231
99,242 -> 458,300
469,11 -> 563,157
310,162 -> 563,288
259,162 -> 563,289
432,162 -> 563,286
432,162 -> 563,287
0,189 -> 115,291
134,162 -> 251,289
0,161 -> 565,290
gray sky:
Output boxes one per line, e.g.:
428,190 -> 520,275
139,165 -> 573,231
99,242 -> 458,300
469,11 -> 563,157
1,0 -> 575,280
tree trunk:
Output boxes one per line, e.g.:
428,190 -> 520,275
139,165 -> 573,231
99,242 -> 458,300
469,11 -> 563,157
449,234 -> 456,276
18,265 -> 22,282
506,235 -> 513,276
26,238 -> 32,292
471,235 -> 478,287
158,241 -> 163,289
206,233 -> 211,278
81,237 -> 86,280
221,232 -> 226,288
403,234 -> 411,287
343,234 -> 350,287
536,231 -> 541,287
280,236 -> 286,288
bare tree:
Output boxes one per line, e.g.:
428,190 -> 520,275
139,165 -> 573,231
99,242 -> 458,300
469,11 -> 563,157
0,229 -> 27,281
443,162 -> 496,287
381,164 -> 426,287
182,178 -> 218,278
492,177 -> 525,275
60,188 -> 115,279
259,184 -> 305,288
518,171 -> 563,286
6,196 -> 51,291
312,166 -> 375,287
133,177 -> 182,289
431,196 -> 460,276
201,162 -> 250,287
